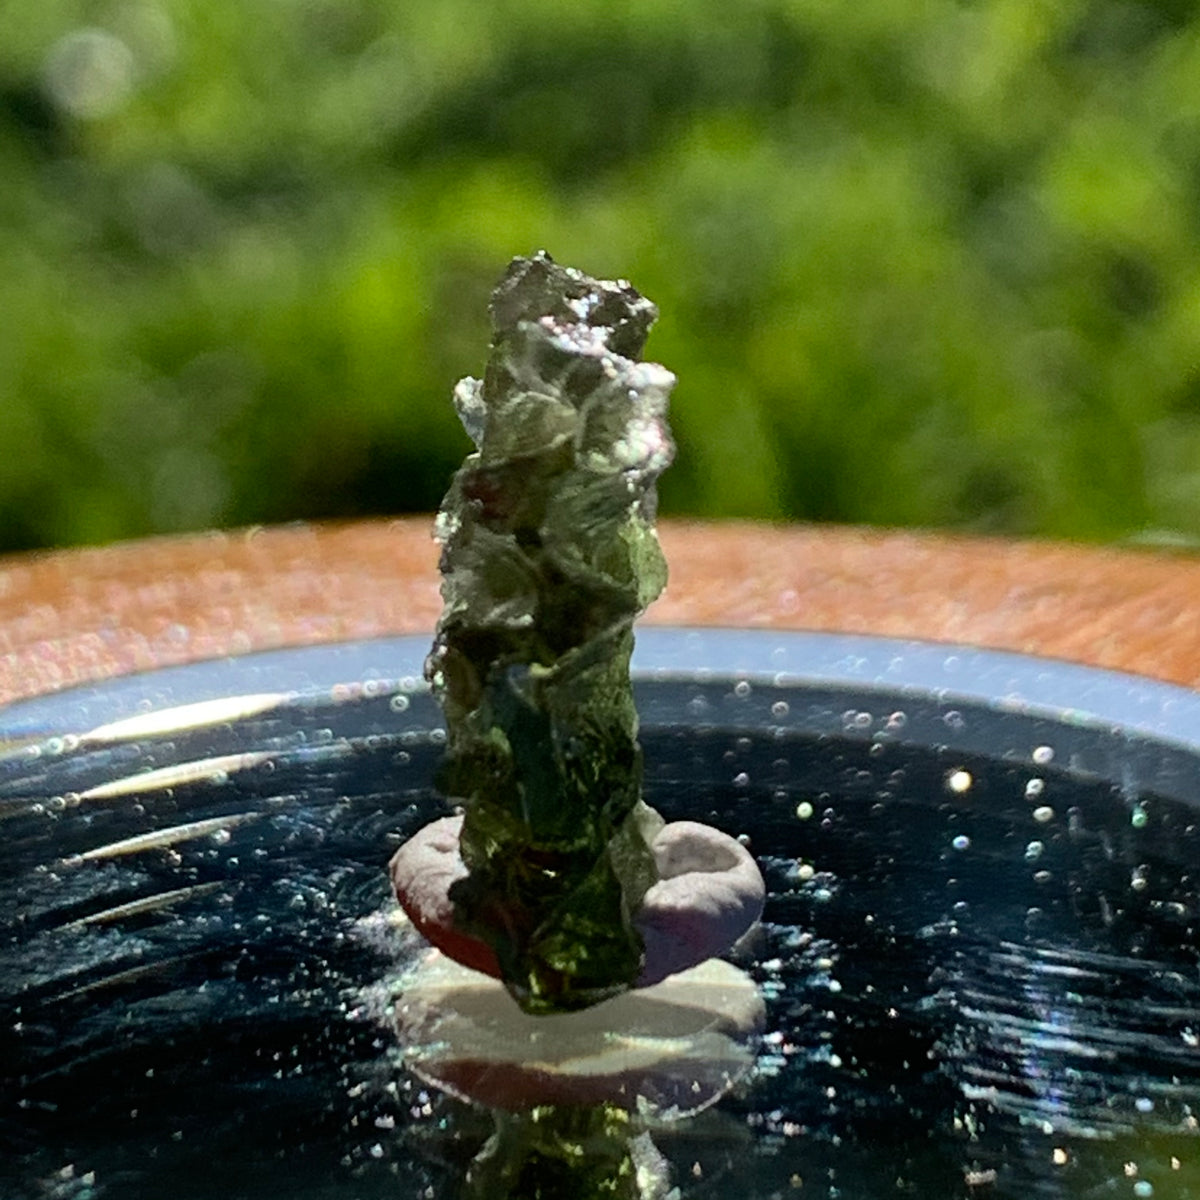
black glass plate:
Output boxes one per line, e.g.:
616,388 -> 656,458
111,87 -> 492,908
2,630 -> 1199,1200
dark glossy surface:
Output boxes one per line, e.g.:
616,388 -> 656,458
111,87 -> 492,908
2,632 -> 1199,1198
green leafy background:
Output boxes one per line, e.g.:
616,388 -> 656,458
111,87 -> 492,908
4,0 -> 1200,552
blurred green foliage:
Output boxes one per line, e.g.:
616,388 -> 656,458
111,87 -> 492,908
3,0 -> 1200,552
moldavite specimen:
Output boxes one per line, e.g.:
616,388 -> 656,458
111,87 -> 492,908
425,251 -> 676,1014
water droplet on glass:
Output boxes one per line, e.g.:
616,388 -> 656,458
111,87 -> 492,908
1131,865 -> 1149,891
1033,806 -> 1055,824
952,835 -> 970,851
1025,777 -> 1045,799
1025,841 -> 1044,861
796,801 -> 814,820
946,769 -> 973,794
733,771 -> 750,788
943,710 -> 965,731
389,694 -> 410,713
734,680 -> 752,698
1131,804 -> 1148,829
1032,745 -> 1054,766
771,700 -> 789,718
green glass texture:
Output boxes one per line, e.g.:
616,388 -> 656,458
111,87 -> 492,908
427,253 -> 675,1014
464,1105 -> 652,1200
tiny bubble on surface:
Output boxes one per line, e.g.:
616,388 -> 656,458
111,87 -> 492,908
1025,778 -> 1045,799
1131,804 -> 1148,828
1025,840 -> 1044,861
1033,745 -> 1054,765
952,835 -> 970,851
734,680 -> 752,698
772,700 -> 790,717
796,801 -> 814,820
1033,806 -> 1055,823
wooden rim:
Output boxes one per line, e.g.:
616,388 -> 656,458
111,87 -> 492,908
1,519 -> 1199,706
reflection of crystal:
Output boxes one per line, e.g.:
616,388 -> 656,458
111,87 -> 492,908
395,954 -> 764,1117
425,253 -> 678,1014
462,1104 -> 672,1200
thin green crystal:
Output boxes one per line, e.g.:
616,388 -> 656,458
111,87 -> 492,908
464,1105 -> 663,1200
426,252 -> 676,1014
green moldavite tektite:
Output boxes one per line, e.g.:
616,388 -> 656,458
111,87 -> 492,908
425,251 -> 676,1014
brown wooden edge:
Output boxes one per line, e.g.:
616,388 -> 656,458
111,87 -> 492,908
1,518 -> 1199,708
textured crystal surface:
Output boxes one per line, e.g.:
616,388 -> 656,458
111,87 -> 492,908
427,252 -> 676,1014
